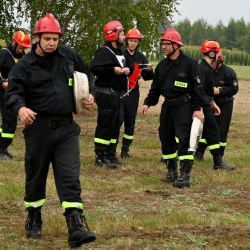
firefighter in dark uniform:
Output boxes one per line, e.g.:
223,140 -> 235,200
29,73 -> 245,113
90,20 -> 132,169
196,51 -> 238,159
196,40 -> 234,170
119,28 -> 154,159
0,31 -> 31,160
6,13 -> 96,248
142,28 -> 204,188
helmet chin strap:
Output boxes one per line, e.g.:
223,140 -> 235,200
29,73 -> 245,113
37,41 -> 46,56
37,39 -> 57,57
167,43 -> 179,57
204,55 -> 216,67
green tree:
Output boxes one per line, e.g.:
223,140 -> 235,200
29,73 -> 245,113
0,0 -> 180,63
189,19 -> 213,45
174,18 -> 192,45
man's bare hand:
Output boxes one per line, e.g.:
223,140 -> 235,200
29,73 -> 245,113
193,109 -> 205,122
82,94 -> 94,110
18,107 -> 37,125
141,105 -> 149,116
211,101 -> 221,116
2,81 -> 8,90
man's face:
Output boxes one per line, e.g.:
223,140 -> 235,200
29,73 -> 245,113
127,38 -> 140,51
37,33 -> 60,54
161,40 -> 176,56
15,44 -> 26,54
117,31 -> 125,46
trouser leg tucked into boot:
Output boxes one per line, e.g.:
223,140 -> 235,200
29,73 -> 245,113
108,143 -> 121,165
163,159 -> 178,183
121,138 -> 132,159
25,206 -> 42,238
194,142 -> 207,161
213,154 -> 235,170
173,160 -> 193,188
95,144 -> 117,169
64,208 -> 96,248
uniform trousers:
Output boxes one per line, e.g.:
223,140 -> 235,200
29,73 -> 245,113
23,116 -> 82,204
159,101 -> 193,158
0,88 -> 17,152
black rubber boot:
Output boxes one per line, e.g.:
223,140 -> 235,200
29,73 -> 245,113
120,138 -> 132,159
213,154 -> 235,170
108,143 -> 122,165
25,207 -> 42,238
95,144 -> 117,169
162,159 -> 178,183
194,142 -> 207,161
173,160 -> 193,188
64,208 -> 96,248
121,150 -> 130,159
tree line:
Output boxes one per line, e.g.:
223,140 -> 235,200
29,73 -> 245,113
172,18 -> 250,65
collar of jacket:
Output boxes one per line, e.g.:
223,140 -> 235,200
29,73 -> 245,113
30,43 -> 64,63
165,50 -> 183,65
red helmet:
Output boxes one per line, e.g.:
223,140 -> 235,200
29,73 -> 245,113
12,31 -> 31,48
34,13 -> 62,35
160,28 -> 183,46
104,20 -> 123,41
125,28 -> 142,39
200,40 -> 221,53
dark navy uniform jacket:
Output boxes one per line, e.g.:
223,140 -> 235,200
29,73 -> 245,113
213,64 -> 239,103
6,44 -> 91,115
143,51 -> 203,110
0,45 -> 23,85
90,42 -> 133,92
123,49 -> 154,89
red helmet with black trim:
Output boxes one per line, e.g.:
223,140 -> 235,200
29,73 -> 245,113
200,40 -> 221,53
125,28 -> 142,39
160,28 -> 183,46
34,13 -> 62,35
104,20 -> 123,41
12,31 -> 31,48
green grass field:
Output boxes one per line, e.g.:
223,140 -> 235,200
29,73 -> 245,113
0,66 -> 249,250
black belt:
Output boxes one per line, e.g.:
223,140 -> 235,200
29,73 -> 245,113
36,113 -> 73,129
95,86 -> 126,97
164,94 -> 191,106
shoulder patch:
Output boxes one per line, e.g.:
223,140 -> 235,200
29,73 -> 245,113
233,81 -> 238,86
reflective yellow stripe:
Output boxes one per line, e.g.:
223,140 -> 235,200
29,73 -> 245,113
0,128 -> 2,133
62,201 -> 83,212
179,155 -> 194,161
175,137 -> 179,143
123,134 -> 133,140
199,138 -> 207,144
68,78 -> 73,86
20,31 -> 25,41
174,81 -> 188,88
94,138 -> 110,145
208,144 -> 220,150
1,132 -> 14,138
24,199 -> 45,208
162,153 -> 177,160
220,142 -> 227,147
110,139 -> 117,144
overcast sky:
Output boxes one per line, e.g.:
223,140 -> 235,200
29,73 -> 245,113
173,0 -> 250,26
